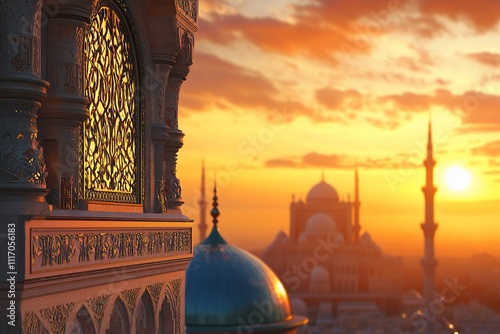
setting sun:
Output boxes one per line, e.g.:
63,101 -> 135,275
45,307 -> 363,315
445,165 -> 472,192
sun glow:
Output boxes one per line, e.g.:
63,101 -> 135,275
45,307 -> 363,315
445,166 -> 472,192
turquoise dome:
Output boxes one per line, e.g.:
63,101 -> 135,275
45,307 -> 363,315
186,188 -> 308,333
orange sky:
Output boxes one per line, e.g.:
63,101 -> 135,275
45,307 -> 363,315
177,0 -> 500,257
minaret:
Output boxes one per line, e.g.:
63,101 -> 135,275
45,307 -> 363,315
353,166 -> 361,244
198,160 -> 208,243
421,119 -> 438,334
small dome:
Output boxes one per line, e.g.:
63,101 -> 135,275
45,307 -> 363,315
263,230 -> 288,257
307,180 -> 339,203
304,212 -> 336,236
275,230 -> 288,244
298,232 -> 308,244
360,231 -> 373,245
308,266 -> 331,293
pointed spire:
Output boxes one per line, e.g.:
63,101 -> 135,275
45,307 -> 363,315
428,115 -> 432,142
198,160 -> 208,243
353,164 -> 361,244
421,118 -> 438,334
211,182 -> 220,227
427,113 -> 434,158
201,181 -> 227,246
355,162 -> 359,186
201,159 -> 206,195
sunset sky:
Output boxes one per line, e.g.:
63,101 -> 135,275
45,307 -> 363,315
177,0 -> 500,257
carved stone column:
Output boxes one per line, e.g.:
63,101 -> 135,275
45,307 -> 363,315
164,66 -> 187,211
0,2 -> 48,325
38,1 -> 91,209
151,56 -> 174,213
0,0 -> 49,211
162,28 -> 193,211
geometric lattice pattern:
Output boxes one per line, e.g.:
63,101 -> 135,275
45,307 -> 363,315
83,4 -> 138,203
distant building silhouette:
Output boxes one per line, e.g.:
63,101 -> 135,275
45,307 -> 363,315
262,171 -> 403,323
421,119 -> 439,334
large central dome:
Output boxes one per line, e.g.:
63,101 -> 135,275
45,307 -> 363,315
306,180 -> 340,203
304,212 -> 336,236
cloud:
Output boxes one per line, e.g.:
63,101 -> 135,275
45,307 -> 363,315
465,52 -> 500,67
379,88 -> 454,112
183,53 -> 500,130
265,158 -> 299,168
419,0 -> 500,32
199,0 -> 411,63
183,52 -> 324,121
198,0 -> 500,71
459,91 -> 500,131
395,15 -> 449,38
471,140 -> 500,156
264,152 -> 420,170
392,44 -> 436,72
198,16 -> 353,64
315,88 -> 363,111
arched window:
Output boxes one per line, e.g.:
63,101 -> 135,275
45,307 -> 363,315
66,306 -> 97,334
107,298 -> 130,334
82,0 -> 142,204
135,292 -> 156,334
159,297 -> 175,334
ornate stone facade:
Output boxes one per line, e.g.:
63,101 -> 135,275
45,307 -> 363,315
19,277 -> 185,334
0,0 -> 198,333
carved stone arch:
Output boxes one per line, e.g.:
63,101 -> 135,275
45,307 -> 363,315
65,304 -> 97,334
158,293 -> 175,334
104,297 -> 130,334
98,294 -> 121,334
132,290 -> 156,334
159,279 -> 182,334
145,282 -> 164,327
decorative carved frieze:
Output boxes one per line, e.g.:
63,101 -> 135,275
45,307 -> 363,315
120,288 -> 141,315
85,294 -> 111,332
177,0 -> 198,22
22,311 -> 45,334
32,234 -> 76,267
39,303 -> 75,334
146,282 -> 164,308
31,229 -> 192,274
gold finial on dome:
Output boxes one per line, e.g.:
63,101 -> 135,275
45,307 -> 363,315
211,182 -> 220,227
